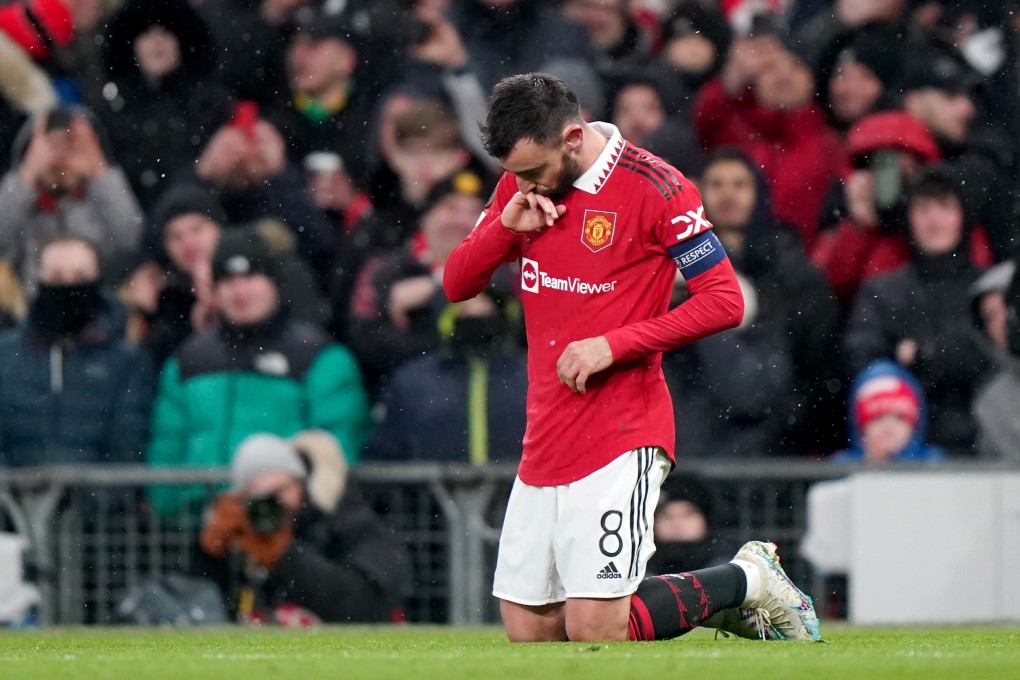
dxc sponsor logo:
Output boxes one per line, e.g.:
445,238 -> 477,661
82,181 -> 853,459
671,205 -> 711,241
520,258 -> 617,295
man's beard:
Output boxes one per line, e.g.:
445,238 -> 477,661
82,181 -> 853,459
536,153 -> 582,200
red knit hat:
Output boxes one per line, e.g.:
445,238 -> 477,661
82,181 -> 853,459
855,374 -> 921,429
0,0 -> 74,61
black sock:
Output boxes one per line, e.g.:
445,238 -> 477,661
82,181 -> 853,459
628,564 -> 747,640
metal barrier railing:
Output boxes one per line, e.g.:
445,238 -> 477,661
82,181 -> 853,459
2,461 -> 1015,626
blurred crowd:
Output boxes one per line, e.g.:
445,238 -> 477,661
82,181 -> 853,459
2,0 -> 1020,470
2,0 -> 1020,626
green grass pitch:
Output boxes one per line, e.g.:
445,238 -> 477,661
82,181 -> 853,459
3,625 -> 1019,680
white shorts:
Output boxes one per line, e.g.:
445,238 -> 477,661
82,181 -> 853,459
492,447 -> 671,605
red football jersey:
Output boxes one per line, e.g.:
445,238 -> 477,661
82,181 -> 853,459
444,123 -> 742,485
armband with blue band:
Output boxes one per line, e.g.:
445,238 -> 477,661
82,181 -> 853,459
667,230 -> 727,279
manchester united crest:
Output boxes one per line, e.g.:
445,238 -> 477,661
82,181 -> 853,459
581,209 -> 617,253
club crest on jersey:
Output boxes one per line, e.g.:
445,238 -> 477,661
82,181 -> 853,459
581,209 -> 617,253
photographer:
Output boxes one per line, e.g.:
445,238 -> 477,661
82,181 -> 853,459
198,430 -> 410,624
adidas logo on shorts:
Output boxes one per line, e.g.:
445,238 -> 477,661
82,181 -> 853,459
597,562 -> 622,580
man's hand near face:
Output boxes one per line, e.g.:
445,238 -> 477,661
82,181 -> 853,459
500,182 -> 567,233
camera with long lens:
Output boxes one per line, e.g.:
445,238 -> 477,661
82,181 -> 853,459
246,494 -> 286,535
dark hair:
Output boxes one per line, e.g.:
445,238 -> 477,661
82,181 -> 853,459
702,146 -> 757,177
908,165 -> 962,205
481,73 -> 583,159
394,99 -> 462,149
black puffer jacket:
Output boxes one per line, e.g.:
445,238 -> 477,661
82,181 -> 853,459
844,249 -> 990,454
99,0 -> 233,210
0,296 -> 155,466
665,167 -> 841,457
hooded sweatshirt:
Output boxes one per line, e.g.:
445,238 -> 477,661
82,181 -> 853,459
833,360 -> 946,462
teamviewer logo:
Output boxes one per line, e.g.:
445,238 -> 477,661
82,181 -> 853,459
521,258 -> 540,293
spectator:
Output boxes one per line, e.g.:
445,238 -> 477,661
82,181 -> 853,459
900,41 -> 1016,260
692,31 -> 841,248
0,237 -> 154,466
665,148 -> 840,457
98,0 -> 232,210
332,100 -> 486,335
609,71 -> 704,177
0,0 -> 75,99
646,474 -> 729,575
811,111 -> 945,306
345,171 -> 489,391
844,167 -> 990,455
793,0 -> 910,71
146,233 -> 369,515
447,0 -> 595,93
0,106 -> 143,298
265,11 -> 376,183
0,11 -> 58,175
832,360 -> 946,463
304,151 -> 373,237
814,24 -> 910,132
198,430 -> 410,624
610,77 -> 666,149
364,287 -> 527,464
657,1 -> 732,95
169,111 -> 334,275
970,260 -> 1020,462
121,187 -> 329,367
201,0 -> 418,106
194,0 -> 297,106
562,0 -> 656,91
392,7 -> 504,177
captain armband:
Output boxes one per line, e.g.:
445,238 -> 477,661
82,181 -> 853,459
666,230 -> 727,280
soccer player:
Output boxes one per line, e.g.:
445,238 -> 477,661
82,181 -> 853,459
443,73 -> 821,643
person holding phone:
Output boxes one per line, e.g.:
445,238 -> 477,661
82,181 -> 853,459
0,106 -> 143,298
165,101 -> 335,277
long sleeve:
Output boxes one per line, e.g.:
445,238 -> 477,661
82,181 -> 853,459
691,78 -> 754,151
604,258 -> 744,363
305,345 -> 370,464
84,168 -> 144,255
268,491 -> 411,622
0,171 -> 36,263
106,350 -> 156,463
843,279 -> 894,375
442,215 -> 520,302
442,69 -> 501,175
811,220 -> 883,303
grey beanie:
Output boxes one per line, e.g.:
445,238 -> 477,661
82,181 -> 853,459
230,434 -> 307,491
